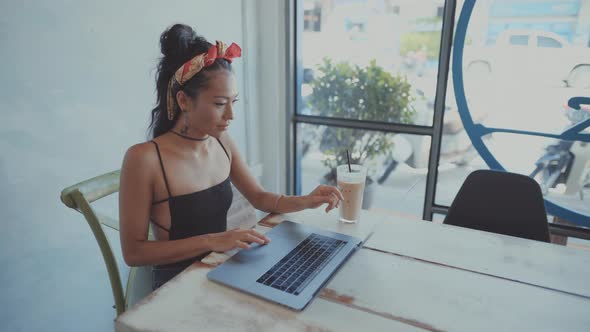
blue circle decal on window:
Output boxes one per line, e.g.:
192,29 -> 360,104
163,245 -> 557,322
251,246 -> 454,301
452,0 -> 590,228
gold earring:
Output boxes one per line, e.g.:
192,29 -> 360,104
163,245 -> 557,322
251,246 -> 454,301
166,79 -> 176,120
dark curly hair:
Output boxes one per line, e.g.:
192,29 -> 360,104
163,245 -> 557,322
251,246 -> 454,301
149,24 -> 232,138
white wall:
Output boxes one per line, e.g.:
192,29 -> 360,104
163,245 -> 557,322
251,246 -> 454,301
0,0 -> 291,211
0,1 -> 279,330
0,0 -> 252,197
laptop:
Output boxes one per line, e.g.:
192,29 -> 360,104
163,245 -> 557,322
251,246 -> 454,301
207,220 -> 363,310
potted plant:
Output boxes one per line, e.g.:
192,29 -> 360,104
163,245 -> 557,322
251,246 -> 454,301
307,58 -> 416,208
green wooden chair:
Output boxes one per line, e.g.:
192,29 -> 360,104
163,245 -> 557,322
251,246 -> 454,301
60,170 -> 153,316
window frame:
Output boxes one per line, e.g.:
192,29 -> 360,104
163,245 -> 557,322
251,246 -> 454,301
287,0 -> 590,240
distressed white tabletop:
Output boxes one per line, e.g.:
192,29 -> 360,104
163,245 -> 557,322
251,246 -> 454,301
115,208 -> 590,331
115,261 -> 424,332
364,216 -> 590,298
322,248 -> 590,332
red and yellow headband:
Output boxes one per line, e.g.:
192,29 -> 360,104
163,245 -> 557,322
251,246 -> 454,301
167,41 -> 242,120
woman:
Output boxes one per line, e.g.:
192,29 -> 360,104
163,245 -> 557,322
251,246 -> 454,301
119,24 -> 343,289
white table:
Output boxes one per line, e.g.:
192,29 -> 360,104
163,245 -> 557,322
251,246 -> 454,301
115,209 -> 590,331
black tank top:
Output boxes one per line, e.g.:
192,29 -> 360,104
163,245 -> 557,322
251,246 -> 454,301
150,138 -> 233,271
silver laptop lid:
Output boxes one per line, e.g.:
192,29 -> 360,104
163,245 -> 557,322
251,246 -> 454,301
207,220 -> 362,310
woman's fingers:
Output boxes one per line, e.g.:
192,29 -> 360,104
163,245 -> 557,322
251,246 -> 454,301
328,190 -> 342,212
235,240 -> 250,249
244,233 -> 267,245
325,194 -> 340,212
234,229 -> 270,245
318,185 -> 344,201
331,192 -> 340,208
248,229 -> 271,243
310,193 -> 340,212
228,229 -> 271,250
325,195 -> 334,212
330,186 -> 345,201
308,185 -> 346,212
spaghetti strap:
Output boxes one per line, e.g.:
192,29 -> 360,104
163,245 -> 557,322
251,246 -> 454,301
152,197 -> 170,205
151,141 -> 172,198
150,218 -> 170,233
216,137 -> 230,161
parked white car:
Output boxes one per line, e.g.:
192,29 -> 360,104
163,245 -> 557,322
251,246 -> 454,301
464,29 -> 590,88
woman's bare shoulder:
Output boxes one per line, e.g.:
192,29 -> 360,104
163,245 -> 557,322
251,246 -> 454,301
217,132 -> 237,156
122,141 -> 159,175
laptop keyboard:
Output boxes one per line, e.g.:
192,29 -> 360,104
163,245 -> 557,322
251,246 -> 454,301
256,233 -> 346,295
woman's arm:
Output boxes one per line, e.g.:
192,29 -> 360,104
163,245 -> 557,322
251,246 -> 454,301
223,135 -> 343,214
118,144 -> 268,266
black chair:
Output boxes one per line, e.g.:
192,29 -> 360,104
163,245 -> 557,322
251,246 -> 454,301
443,169 -> 551,242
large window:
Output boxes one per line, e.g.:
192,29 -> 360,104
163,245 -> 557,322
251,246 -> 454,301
436,0 -> 590,240
294,0 -> 449,218
298,0 -> 445,126
297,123 -> 431,216
293,0 -> 590,241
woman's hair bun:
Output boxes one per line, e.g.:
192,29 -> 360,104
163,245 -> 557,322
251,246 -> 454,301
160,24 -> 196,57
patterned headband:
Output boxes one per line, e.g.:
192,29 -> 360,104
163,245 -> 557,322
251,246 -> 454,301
166,40 -> 242,120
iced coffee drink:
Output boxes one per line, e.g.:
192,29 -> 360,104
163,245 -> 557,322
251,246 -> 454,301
337,164 -> 367,223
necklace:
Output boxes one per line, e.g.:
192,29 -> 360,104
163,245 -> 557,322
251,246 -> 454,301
170,130 -> 210,141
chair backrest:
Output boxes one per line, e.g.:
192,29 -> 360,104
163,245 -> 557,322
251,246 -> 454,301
443,169 -> 551,242
60,170 -> 128,315
60,169 -> 259,315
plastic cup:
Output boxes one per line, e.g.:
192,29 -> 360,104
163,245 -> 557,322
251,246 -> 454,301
337,164 -> 367,223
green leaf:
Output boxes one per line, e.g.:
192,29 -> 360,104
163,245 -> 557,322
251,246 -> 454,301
309,58 -> 416,174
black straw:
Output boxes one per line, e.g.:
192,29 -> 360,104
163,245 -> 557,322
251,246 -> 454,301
346,150 -> 352,172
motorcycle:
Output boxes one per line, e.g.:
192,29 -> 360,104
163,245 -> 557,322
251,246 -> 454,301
529,100 -> 590,199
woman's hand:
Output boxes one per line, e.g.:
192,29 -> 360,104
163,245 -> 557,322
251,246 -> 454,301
304,184 -> 344,213
208,228 -> 271,252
